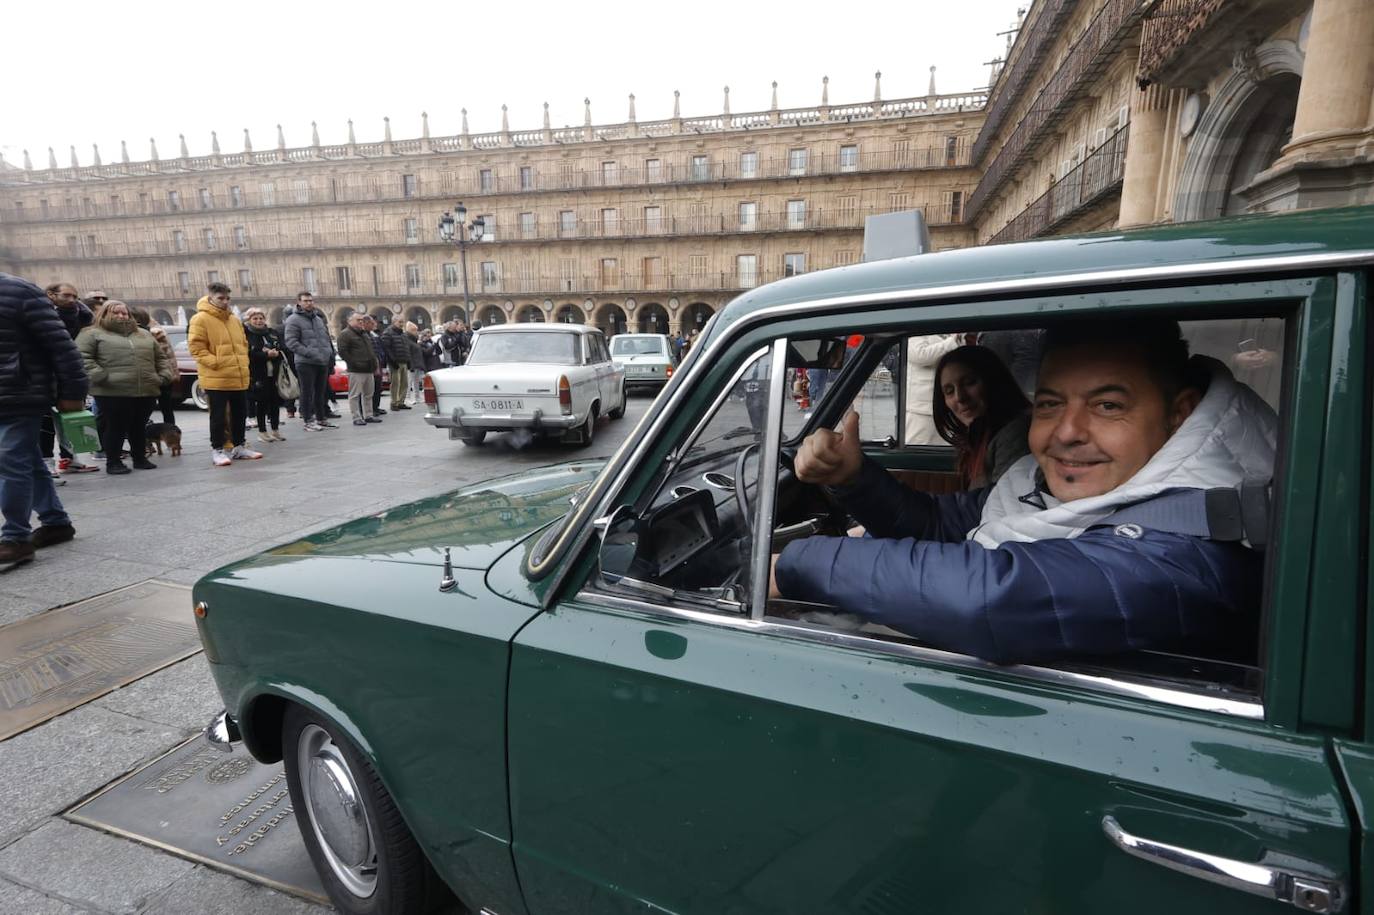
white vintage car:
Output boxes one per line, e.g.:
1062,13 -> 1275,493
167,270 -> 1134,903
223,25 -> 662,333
609,333 -> 677,392
423,324 -> 627,446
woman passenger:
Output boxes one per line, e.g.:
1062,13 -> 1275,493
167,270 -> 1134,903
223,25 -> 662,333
244,308 -> 286,443
932,345 -> 1031,489
77,300 -> 174,474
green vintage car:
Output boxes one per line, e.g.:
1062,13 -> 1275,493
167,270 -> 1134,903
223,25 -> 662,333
195,206 -> 1374,915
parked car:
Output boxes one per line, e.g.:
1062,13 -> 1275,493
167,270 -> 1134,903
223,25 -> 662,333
196,207 -> 1374,915
609,332 -> 676,392
160,326 -> 206,410
422,323 -> 626,446
328,358 -> 389,395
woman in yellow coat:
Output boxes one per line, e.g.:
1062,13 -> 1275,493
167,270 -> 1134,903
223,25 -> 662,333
187,282 -> 262,466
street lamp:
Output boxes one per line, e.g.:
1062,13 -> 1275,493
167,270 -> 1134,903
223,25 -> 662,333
438,202 -> 485,327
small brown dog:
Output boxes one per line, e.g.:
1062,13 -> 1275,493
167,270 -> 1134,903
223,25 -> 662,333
145,422 -> 183,456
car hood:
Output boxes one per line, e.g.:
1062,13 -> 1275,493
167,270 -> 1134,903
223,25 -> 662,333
258,461 -> 606,570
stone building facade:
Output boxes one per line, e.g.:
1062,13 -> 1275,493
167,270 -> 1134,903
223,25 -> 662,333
0,81 -> 985,334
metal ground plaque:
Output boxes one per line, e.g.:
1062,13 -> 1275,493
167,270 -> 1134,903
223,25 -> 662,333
0,580 -> 202,740
67,735 -> 326,903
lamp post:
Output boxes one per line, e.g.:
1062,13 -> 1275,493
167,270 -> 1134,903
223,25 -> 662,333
438,202 -> 485,327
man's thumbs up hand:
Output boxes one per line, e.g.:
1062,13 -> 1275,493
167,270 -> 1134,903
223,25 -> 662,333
795,410 -> 863,486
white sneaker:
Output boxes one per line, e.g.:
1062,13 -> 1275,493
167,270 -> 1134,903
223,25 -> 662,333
211,449 -> 232,467
271,430 -> 286,441
258,431 -> 275,444
229,445 -> 263,460
304,422 -> 323,432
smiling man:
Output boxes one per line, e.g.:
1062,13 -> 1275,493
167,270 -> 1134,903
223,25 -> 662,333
772,318 -> 1277,664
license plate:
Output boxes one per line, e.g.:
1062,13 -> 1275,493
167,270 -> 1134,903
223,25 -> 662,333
471,398 -> 523,411
629,366 -> 653,374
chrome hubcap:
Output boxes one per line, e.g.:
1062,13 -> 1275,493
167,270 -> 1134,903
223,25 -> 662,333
298,724 -> 378,897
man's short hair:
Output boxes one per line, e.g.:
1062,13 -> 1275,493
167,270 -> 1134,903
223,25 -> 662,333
45,282 -> 75,295
1042,318 -> 1201,401
297,291 -> 314,301
207,282 -> 231,296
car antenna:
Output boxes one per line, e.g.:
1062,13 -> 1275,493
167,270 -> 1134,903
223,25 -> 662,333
439,547 -> 457,592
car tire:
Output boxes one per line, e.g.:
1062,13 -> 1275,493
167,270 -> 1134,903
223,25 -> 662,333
460,430 -> 487,446
608,385 -> 626,420
282,704 -> 447,915
190,380 -> 210,412
575,406 -> 597,447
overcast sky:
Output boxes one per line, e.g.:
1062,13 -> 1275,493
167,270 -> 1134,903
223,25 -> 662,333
7,0 -> 1024,168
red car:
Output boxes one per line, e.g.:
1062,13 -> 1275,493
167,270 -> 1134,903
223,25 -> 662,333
328,359 -> 390,394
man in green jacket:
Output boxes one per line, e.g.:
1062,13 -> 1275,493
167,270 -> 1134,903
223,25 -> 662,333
336,313 -> 382,426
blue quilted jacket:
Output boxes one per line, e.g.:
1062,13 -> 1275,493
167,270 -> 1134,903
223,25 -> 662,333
0,273 -> 89,417
774,457 -> 1261,665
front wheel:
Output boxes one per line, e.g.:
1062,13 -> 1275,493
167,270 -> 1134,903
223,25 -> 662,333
282,705 -> 447,914
190,379 -> 210,411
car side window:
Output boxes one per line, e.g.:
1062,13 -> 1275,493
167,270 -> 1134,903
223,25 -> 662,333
593,347 -> 774,610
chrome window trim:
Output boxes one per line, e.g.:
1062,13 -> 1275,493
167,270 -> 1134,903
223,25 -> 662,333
575,589 -> 1266,721
533,250 -> 1373,595
749,339 -> 790,619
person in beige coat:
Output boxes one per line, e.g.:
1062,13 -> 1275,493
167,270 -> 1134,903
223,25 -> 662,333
903,334 -> 964,445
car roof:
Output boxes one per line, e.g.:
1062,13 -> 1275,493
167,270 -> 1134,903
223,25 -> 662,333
480,323 -> 601,334
613,333 -> 668,339
713,205 -> 1374,335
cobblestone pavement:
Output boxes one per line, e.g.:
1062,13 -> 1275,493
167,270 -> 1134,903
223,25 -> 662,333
0,393 -> 655,914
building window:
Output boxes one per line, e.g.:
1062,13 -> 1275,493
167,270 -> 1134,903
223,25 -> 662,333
559,258 -> 576,291
786,199 -> 807,229
167,190 -> 182,211
404,217 -> 418,243
600,258 -> 619,289
66,236 -> 79,256
138,193 -> 149,213
233,226 -> 247,249
203,228 -> 217,250
787,148 -> 808,176
835,250 -> 857,266
688,254 -> 708,280
405,264 -> 421,290
238,269 -> 253,292
643,256 -> 663,286
737,254 -> 758,288
893,140 -> 911,166
519,211 -> 536,238
644,206 -> 663,233
520,166 -> 534,190
292,179 -> 310,204
478,214 -> 495,241
335,266 -> 353,293
740,151 -> 758,179
559,162 -> 576,188
481,261 -> 499,292
945,136 -> 960,165
173,230 -> 187,253
302,267 -> 317,294
517,259 -> 535,289
738,201 -> 757,231
80,197 -> 94,216
888,192 -> 911,212
559,210 -> 576,237
259,183 -> 275,206
479,168 -> 494,192
645,158 -> 662,183
601,208 -> 619,236
36,199 -> 46,217
402,174 -> 417,198
229,186 -> 243,207
783,253 -> 806,277
198,188 -> 213,209
207,270 -> 221,285
601,161 -> 618,185
85,235 -> 97,256
443,263 -> 460,289
837,195 -> 858,223
839,145 -> 859,172
691,155 -> 709,181
109,194 -> 122,214
177,271 -> 191,294
949,190 -> 964,223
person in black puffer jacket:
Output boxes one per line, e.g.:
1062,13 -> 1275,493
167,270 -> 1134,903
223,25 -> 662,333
0,273 -> 90,568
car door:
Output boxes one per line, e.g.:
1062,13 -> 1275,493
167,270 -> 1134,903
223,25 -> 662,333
591,333 -> 619,410
507,279 -> 1357,915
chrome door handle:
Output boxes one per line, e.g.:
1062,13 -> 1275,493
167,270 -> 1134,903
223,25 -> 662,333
1102,817 -> 1344,913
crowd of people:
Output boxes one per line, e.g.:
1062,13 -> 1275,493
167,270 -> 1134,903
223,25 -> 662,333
0,274 -> 479,569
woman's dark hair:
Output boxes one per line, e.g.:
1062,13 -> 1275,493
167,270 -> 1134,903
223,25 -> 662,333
932,345 -> 1030,485
126,303 -> 151,327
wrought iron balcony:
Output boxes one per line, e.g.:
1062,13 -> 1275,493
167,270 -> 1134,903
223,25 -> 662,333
1137,0 -> 1296,88
967,0 -> 1147,223
986,124 -> 1128,244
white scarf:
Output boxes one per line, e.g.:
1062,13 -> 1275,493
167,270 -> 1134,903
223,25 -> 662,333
972,358 -> 1278,548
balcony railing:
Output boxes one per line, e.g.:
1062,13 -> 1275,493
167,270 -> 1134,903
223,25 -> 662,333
0,89 -> 988,192
972,0 -> 1080,165
0,145 -> 975,225
1137,0 -> 1225,86
6,202 -> 965,261
966,0 -> 1146,222
986,124 -> 1128,245
85,269 -> 827,305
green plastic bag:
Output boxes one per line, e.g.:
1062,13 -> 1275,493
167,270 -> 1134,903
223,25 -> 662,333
56,409 -> 101,453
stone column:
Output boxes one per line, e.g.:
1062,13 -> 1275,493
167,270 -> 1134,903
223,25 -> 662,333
1282,0 -> 1374,160
1119,84 -> 1178,227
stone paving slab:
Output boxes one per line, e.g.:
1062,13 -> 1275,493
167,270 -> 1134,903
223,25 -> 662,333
94,656 -> 223,733
0,877 -> 93,914
137,868 -> 325,915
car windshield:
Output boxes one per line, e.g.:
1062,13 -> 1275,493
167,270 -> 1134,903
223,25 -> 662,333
612,337 -> 664,356
467,331 -> 580,366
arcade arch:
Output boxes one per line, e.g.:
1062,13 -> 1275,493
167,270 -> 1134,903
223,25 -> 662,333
637,302 -> 669,333
517,304 -> 545,323
555,304 -> 585,324
596,303 -> 627,336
